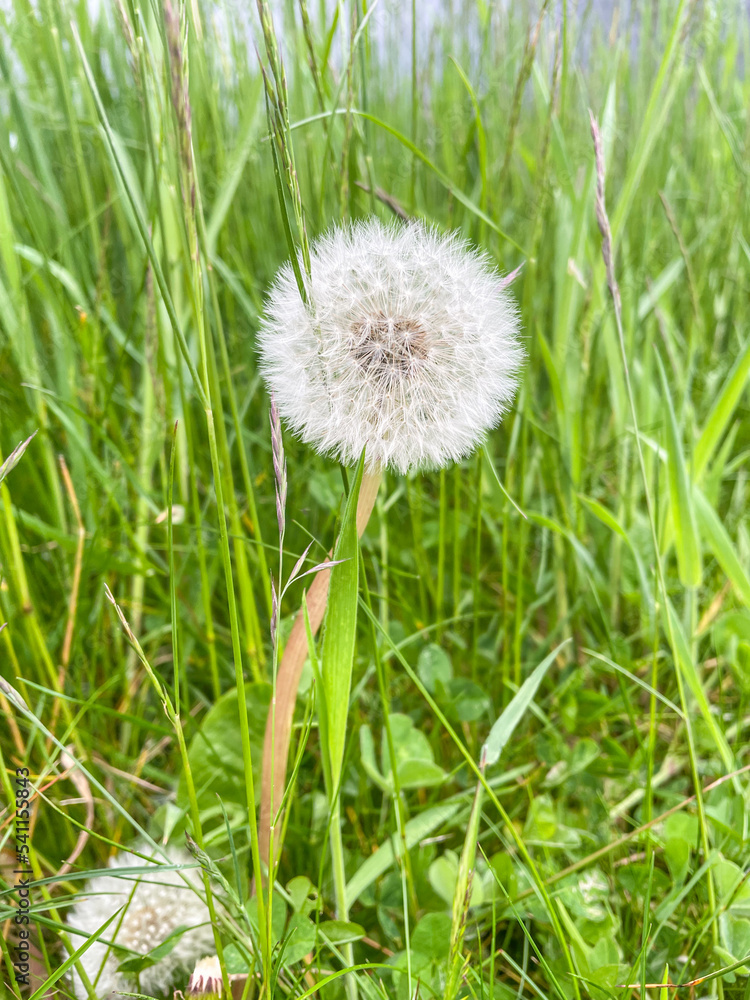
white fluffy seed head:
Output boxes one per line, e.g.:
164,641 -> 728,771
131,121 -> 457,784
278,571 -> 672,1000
65,845 -> 215,999
258,218 -> 524,475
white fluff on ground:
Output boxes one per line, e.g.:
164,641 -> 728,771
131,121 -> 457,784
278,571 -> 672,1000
65,845 -> 214,999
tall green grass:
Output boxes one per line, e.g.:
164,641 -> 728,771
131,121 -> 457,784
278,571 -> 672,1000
1,0 -> 749,997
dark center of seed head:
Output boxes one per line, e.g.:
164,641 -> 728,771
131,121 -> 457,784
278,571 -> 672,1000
350,313 -> 429,381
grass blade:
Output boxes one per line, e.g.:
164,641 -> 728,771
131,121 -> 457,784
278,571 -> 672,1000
693,486 -> 750,608
655,349 -> 702,588
482,639 -> 569,768
322,451 -> 365,785
694,332 -> 750,479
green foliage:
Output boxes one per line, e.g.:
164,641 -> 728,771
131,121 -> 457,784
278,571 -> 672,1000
321,454 -> 364,787
177,683 -> 271,836
0,0 -> 749,997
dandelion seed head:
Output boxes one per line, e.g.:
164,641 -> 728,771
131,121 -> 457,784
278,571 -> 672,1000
259,218 -> 524,474
66,845 -> 214,999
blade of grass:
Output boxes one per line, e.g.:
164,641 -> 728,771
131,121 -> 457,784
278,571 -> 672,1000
655,349 -> 702,588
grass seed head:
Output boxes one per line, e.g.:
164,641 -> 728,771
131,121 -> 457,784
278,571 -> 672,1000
259,217 -> 524,474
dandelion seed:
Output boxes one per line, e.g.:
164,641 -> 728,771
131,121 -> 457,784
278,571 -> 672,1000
259,217 -> 524,475
65,845 -> 214,999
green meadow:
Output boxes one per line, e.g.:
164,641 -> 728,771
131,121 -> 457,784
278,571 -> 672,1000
1,0 -> 749,997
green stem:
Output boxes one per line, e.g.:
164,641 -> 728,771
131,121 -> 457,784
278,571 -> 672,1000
329,795 -> 356,999
360,550 -> 418,917
436,467 -> 447,636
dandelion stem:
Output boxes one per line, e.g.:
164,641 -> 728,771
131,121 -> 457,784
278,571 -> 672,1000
259,470 -> 382,870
